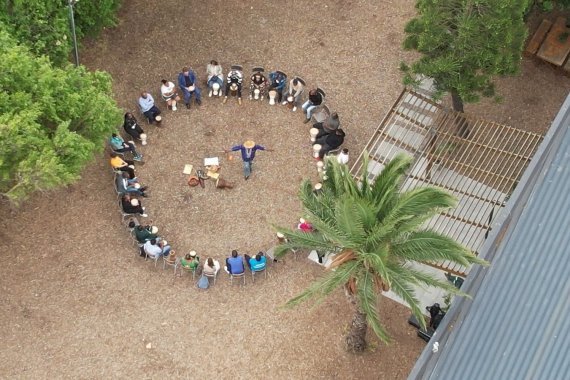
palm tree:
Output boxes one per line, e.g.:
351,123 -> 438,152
274,153 -> 487,352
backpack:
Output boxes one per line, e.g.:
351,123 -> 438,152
197,275 -> 209,289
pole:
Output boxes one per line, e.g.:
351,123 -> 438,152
68,0 -> 79,67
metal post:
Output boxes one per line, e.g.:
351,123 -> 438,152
68,0 -> 79,67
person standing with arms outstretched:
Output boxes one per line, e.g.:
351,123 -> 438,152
225,140 -> 270,180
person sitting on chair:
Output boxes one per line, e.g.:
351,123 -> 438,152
177,67 -> 202,108
268,70 -> 287,104
337,148 -> 349,165
144,238 -> 171,259
313,112 -> 340,139
121,194 -> 148,217
123,112 -> 147,146
110,152 -> 136,179
245,252 -> 267,271
109,133 -> 142,160
138,91 -> 162,124
128,221 -> 159,243
302,89 -> 323,123
160,79 -> 181,111
115,172 -> 147,196
314,128 -> 346,159
206,60 -> 224,97
282,77 -> 305,111
224,250 -> 245,274
181,251 -> 200,271
203,257 -> 220,276
249,68 -> 268,101
223,66 -> 244,105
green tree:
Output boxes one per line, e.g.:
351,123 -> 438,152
1,0 -> 121,65
401,0 -> 529,114
274,154 -> 487,352
0,25 -> 121,203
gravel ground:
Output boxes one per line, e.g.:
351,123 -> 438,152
1,1 -> 568,379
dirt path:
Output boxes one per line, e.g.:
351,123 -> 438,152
1,1 -> 568,379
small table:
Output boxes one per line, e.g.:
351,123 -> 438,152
537,17 -> 570,66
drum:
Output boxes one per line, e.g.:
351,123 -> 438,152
309,128 -> 319,142
316,160 -> 324,173
212,82 -> 221,97
140,133 -> 147,145
276,232 -> 285,244
268,89 -> 277,105
155,115 -> 162,124
312,144 -> 322,159
229,83 -> 238,97
253,88 -> 260,100
286,95 -> 295,110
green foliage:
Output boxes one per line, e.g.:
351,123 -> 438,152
275,154 -> 487,345
402,0 -> 528,106
0,26 -> 122,203
0,0 -> 121,65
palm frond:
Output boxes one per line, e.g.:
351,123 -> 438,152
334,197 -> 367,243
368,154 -> 413,214
384,264 -> 426,329
284,260 -> 361,308
392,230 -> 488,267
405,266 -> 468,297
382,187 -> 457,234
357,269 -> 391,343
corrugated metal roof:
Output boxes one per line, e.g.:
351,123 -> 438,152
409,93 -> 570,380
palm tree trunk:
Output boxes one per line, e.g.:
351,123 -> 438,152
345,308 -> 368,353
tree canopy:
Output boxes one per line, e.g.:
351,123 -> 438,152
402,0 -> 529,111
275,154 -> 487,352
1,0 -> 121,65
0,25 -> 121,203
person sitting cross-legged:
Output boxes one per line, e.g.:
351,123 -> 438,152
110,152 -> 136,179
245,252 -> 267,272
115,172 -> 147,197
224,250 -> 245,274
180,251 -> 200,272
128,221 -> 159,244
109,133 -> 142,160
138,91 -> 162,124
143,238 -> 171,260
177,67 -> 202,108
203,257 -> 221,277
121,194 -> 147,217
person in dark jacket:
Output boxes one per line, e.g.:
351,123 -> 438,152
315,128 -> 345,158
313,112 -> 340,139
123,112 -> 147,145
121,194 -> 147,217
268,70 -> 287,104
302,89 -> 324,123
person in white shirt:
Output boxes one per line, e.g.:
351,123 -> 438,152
206,60 -> 224,97
337,148 -> 349,165
160,79 -> 181,111
138,91 -> 162,124
282,77 -> 305,111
